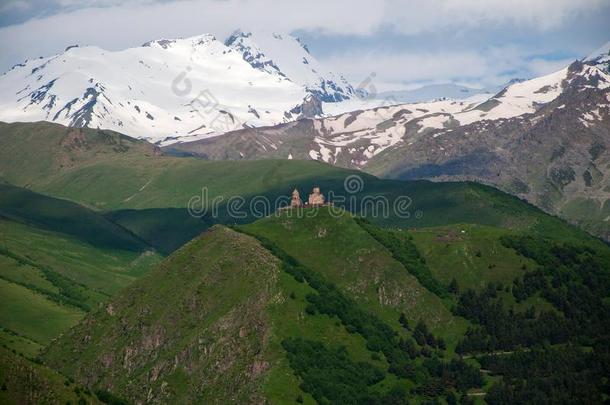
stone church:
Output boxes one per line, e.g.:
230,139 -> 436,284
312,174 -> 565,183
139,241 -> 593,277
290,188 -> 303,208
308,187 -> 325,206
289,187 -> 326,208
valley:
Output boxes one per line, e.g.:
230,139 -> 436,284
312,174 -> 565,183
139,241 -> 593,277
0,121 -> 608,404
2,30 -> 608,245
168,59 -> 610,242
0,13 -> 608,404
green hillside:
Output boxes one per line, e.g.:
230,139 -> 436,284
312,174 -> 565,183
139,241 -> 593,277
43,225 -> 282,403
0,122 -> 353,211
43,218 -> 478,404
236,209 -> 610,403
0,121 -> 599,255
408,224 -> 535,290
0,185 -> 162,357
3,121 -> 610,403
33,203 -> 610,404
0,219 -> 161,356
0,183 -> 148,251
241,208 -> 467,345
0,347 -> 104,405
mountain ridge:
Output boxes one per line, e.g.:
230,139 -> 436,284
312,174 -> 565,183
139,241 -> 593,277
39,207 -> 610,404
168,60 -> 610,241
43,224 -> 281,403
0,31 -> 355,145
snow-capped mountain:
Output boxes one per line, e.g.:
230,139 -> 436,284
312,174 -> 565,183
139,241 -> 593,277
0,32 -> 356,145
170,62 -> 604,161
584,41 -> 610,73
307,63 -> 607,166
167,60 -> 610,240
170,62 -> 610,168
171,62 -> 608,166
225,30 -> 356,102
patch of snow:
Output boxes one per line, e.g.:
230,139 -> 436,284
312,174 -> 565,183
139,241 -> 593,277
0,32 -> 355,144
417,114 -> 450,133
317,142 -> 333,163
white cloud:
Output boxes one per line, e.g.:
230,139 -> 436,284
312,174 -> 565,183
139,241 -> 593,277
0,0 -> 32,13
321,45 -> 581,90
526,58 -> 576,76
0,0 -> 384,70
323,50 -> 489,91
383,0 -> 607,34
0,0 -> 605,85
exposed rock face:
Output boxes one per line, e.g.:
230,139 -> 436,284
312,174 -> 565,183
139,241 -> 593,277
287,94 -> 323,119
166,63 -> 610,240
376,62 -> 610,239
43,226 -> 280,404
0,348 -> 103,405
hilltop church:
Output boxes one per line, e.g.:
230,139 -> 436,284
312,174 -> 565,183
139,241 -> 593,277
290,187 -> 326,208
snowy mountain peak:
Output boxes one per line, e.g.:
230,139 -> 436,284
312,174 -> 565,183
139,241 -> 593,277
0,30 -> 356,145
583,41 -> 610,73
565,60 -> 610,89
224,30 -> 287,78
225,30 -> 355,102
585,41 -> 610,60
225,30 -> 310,59
142,34 -> 217,49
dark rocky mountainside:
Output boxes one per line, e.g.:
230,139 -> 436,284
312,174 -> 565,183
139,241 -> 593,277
43,226 -> 280,404
369,61 -> 610,240
370,63 -> 610,239
37,207 -> 610,404
167,62 -> 610,241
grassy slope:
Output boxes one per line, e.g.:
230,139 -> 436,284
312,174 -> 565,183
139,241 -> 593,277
104,208 -> 210,254
408,224 -> 534,290
407,224 -> 557,313
0,279 -> 82,353
0,347 -> 103,405
43,226 -> 282,404
242,208 -> 594,402
0,219 -> 158,296
261,269 -> 387,405
2,122 -> 608,400
0,122 -> 351,211
0,121 -> 600,255
0,218 -> 162,357
0,183 -> 148,251
40,207 -> 610,403
0,184 -> 162,356
238,210 -> 467,403
561,196 -> 610,241
42,218 -> 464,404
242,208 -> 468,347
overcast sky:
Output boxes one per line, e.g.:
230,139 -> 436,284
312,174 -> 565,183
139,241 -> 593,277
0,0 -> 608,90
